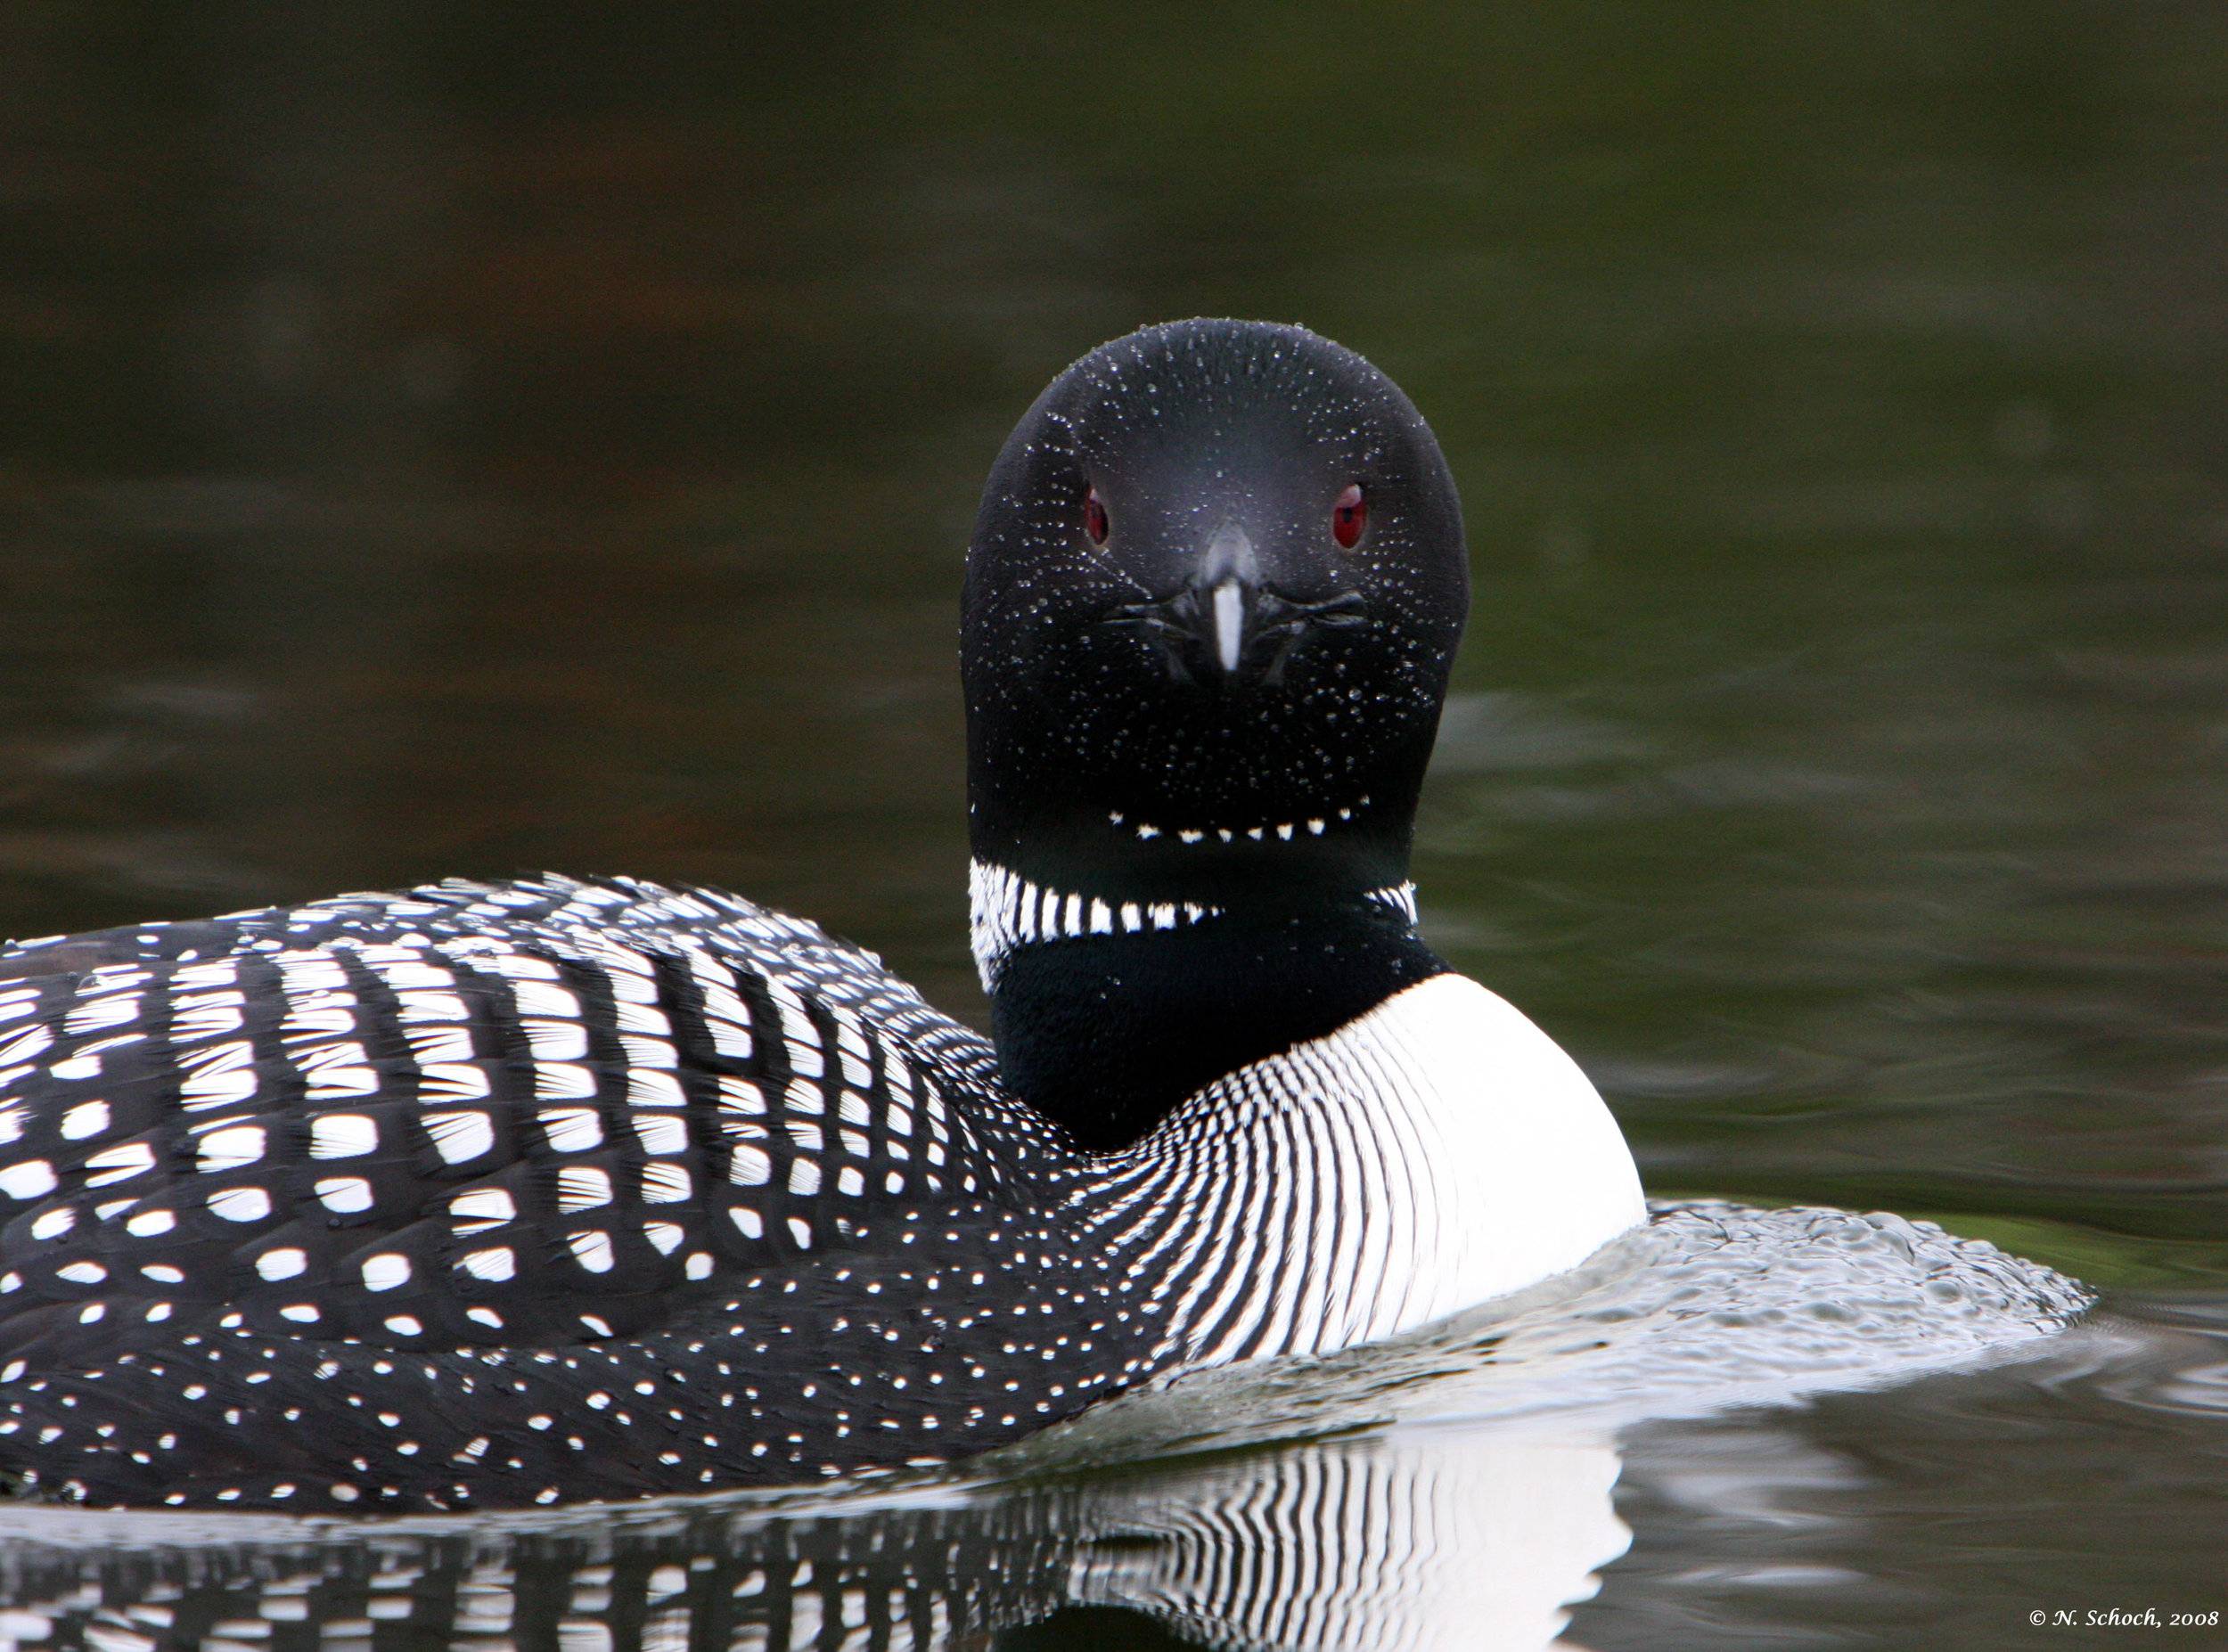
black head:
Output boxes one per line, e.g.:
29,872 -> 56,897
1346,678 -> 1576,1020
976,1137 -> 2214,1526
962,319 -> 1468,910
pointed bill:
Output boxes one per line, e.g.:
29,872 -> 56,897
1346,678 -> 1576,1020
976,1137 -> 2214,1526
1211,579 -> 1245,674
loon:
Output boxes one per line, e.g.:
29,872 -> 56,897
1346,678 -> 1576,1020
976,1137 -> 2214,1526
0,319 -> 1643,1511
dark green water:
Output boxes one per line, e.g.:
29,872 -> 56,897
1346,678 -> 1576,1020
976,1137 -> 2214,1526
3,4 -> 2224,1646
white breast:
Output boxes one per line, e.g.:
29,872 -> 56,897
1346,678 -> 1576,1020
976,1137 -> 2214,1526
1088,973 -> 1646,1368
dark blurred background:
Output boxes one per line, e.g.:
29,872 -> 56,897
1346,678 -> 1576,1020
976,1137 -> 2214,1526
4,1 -> 2225,1283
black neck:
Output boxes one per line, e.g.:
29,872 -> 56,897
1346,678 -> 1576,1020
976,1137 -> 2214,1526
987,894 -> 1446,1151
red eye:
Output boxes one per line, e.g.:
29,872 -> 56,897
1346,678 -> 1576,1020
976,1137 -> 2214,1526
1331,482 -> 1367,548
1084,487 -> 1109,544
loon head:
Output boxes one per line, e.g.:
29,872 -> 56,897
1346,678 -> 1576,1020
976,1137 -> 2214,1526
962,319 -> 1467,918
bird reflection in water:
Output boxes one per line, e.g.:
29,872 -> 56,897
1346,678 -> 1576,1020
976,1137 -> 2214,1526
0,1422 -> 1626,1652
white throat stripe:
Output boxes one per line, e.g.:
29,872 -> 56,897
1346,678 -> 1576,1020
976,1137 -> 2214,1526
967,860 -> 1420,992
969,862 -> 1219,990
